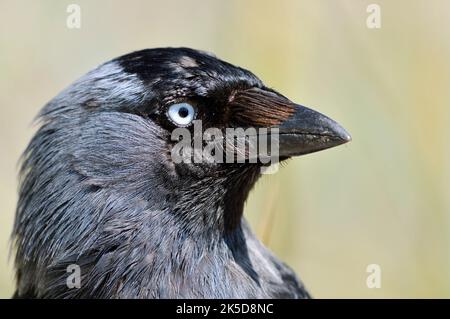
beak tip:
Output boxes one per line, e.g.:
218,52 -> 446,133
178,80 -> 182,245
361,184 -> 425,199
328,120 -> 351,145
277,103 -> 352,156
337,129 -> 352,144
344,133 -> 352,143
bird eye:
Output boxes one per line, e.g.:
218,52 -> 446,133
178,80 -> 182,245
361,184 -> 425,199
167,103 -> 196,126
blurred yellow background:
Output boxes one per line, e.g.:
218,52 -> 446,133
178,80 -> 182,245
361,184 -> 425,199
1,0 -> 449,298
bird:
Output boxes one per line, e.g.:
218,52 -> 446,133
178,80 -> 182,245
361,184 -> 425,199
11,47 -> 351,299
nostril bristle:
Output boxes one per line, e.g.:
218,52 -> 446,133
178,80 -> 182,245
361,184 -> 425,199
228,87 -> 296,127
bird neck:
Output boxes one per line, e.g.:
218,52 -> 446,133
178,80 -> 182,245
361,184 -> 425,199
172,165 -> 262,236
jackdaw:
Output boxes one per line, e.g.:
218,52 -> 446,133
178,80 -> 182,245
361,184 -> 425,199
11,48 -> 350,298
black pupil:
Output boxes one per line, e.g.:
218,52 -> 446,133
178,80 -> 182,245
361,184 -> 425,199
178,107 -> 189,118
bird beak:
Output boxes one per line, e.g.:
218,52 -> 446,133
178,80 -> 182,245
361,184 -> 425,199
228,87 -> 351,159
276,104 -> 351,157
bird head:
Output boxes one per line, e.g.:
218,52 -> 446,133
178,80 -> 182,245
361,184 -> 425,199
22,47 -> 350,236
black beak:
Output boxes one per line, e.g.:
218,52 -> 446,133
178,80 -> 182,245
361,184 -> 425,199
277,104 -> 351,157
227,87 -> 351,161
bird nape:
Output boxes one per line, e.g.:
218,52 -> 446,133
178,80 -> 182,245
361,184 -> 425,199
11,47 -> 351,299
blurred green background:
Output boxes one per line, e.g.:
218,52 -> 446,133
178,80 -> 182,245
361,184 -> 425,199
1,0 -> 449,298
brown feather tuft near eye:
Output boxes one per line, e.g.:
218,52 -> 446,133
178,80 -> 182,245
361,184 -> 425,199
227,88 -> 296,127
